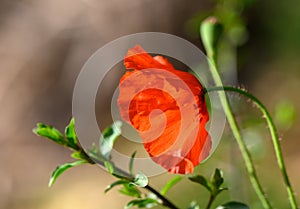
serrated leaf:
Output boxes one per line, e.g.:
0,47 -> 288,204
100,121 -> 122,159
48,160 -> 86,187
216,201 -> 249,209
105,180 -> 130,193
33,123 -> 65,145
211,168 -> 224,189
125,198 -> 159,209
119,183 -> 141,198
65,118 -> 79,150
104,161 -> 114,174
161,176 -> 182,195
129,151 -> 137,175
188,201 -> 200,209
132,173 -> 148,187
188,175 -> 213,192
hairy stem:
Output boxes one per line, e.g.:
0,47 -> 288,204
206,86 -> 298,209
206,53 -> 272,209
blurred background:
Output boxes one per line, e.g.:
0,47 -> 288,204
1,0 -> 299,208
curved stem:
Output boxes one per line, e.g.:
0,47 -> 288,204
206,54 -> 272,209
206,86 -> 298,209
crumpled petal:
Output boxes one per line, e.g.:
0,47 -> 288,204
118,45 -> 211,174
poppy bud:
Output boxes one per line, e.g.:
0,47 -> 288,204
200,16 -> 223,57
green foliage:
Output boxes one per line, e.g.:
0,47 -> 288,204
71,150 -> 88,160
34,119 -> 81,152
129,151 -> 137,175
216,201 -> 250,209
189,174 -> 213,192
161,176 -> 183,195
125,198 -> 159,209
34,115 -> 250,209
34,118 -> 251,209
119,183 -> 142,198
211,169 -> 225,194
87,143 -> 106,162
104,161 -> 114,174
105,180 -> 130,193
100,121 -> 122,159
189,169 -> 228,209
33,118 -> 98,187
65,118 -> 79,150
210,169 -> 227,196
48,160 -> 87,187
33,123 -> 65,145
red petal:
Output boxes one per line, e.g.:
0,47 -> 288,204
118,45 -> 211,174
124,45 -> 175,71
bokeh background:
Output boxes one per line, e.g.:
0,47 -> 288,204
1,0 -> 299,208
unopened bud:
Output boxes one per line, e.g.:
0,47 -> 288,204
200,17 -> 223,56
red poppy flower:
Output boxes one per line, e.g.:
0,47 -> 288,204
118,45 -> 211,174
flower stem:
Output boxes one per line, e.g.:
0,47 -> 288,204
206,86 -> 298,209
205,53 -> 272,209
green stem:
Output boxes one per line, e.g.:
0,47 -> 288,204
206,54 -> 272,209
90,155 -> 180,209
206,86 -> 298,209
205,195 -> 215,209
145,185 -> 180,209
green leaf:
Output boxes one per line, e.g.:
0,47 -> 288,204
119,183 -> 141,198
100,121 -> 122,159
161,176 -> 182,195
105,180 -> 130,193
87,143 -> 106,162
104,161 -> 114,174
216,188 -> 228,196
188,201 -> 200,209
71,150 -> 87,160
129,151 -> 137,175
125,198 -> 159,209
188,175 -> 213,192
48,160 -> 86,187
216,201 -> 250,209
132,173 -> 148,187
33,123 -> 65,145
65,118 -> 79,150
211,168 -> 224,189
